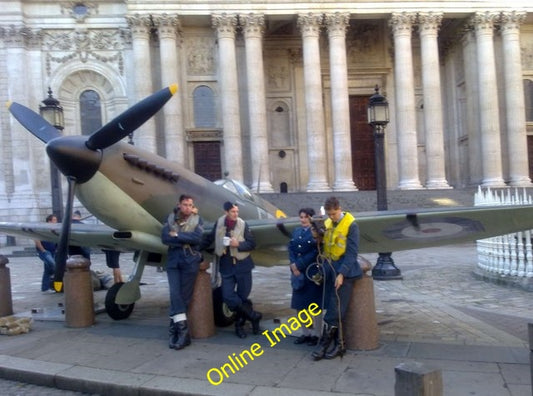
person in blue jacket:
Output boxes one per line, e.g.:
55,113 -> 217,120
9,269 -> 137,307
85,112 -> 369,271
34,214 -> 57,293
312,196 -> 362,361
161,194 -> 204,350
202,201 -> 262,338
288,207 -> 322,346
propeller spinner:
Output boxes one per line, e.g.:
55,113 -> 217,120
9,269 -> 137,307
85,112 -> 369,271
8,84 -> 178,291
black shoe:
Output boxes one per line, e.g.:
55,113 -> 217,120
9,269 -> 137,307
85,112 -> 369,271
241,301 -> 262,335
306,336 -> 319,346
294,335 -> 309,344
173,320 -> 191,350
311,323 -> 336,361
234,313 -> 247,339
324,328 -> 345,359
168,319 -> 178,349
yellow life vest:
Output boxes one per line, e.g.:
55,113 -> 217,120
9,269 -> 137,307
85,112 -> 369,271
323,212 -> 355,261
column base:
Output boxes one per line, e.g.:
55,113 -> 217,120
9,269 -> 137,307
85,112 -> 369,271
251,181 -> 275,193
425,179 -> 452,189
306,181 -> 331,192
507,177 -> 532,187
398,179 -> 423,190
333,180 -> 358,192
481,178 -> 507,188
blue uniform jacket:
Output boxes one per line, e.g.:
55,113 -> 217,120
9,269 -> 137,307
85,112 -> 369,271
161,216 -> 204,272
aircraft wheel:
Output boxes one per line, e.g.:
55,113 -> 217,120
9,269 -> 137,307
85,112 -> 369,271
105,282 -> 135,320
212,286 -> 235,327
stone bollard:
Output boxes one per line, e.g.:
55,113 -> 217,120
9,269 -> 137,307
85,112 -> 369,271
395,361 -> 443,396
0,255 -> 13,317
343,256 -> 379,350
64,256 -> 94,328
529,323 -> 533,396
187,261 -> 215,339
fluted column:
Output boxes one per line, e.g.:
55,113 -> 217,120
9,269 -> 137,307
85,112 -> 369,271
418,12 -> 450,189
461,29 -> 482,185
154,14 -> 185,165
472,12 -> 505,187
325,12 -> 357,191
297,13 -> 330,192
212,13 -> 243,182
500,11 -> 531,186
390,13 -> 422,189
126,14 -> 157,152
241,13 -> 274,193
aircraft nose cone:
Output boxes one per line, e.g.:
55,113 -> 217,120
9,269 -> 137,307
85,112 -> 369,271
46,136 -> 102,183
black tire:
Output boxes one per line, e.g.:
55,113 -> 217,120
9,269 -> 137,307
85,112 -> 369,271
212,286 -> 235,327
105,282 -> 135,320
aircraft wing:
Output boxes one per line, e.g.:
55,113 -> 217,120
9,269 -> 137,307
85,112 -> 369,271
0,222 -> 166,254
353,205 -> 533,253
2,204 -> 533,264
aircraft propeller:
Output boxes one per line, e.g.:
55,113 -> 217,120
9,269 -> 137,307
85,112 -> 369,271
7,84 -> 178,291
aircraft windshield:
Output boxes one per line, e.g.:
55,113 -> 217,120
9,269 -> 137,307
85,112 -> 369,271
214,179 -> 255,202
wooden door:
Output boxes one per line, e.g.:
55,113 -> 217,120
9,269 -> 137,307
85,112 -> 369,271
349,96 -> 375,190
194,141 -> 222,181
524,135 -> 533,180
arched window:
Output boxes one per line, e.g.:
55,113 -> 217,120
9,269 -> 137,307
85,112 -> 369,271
80,90 -> 102,135
524,80 -> 533,122
193,85 -> 216,128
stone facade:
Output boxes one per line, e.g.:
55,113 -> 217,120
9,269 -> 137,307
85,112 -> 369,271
1,2 -> 533,234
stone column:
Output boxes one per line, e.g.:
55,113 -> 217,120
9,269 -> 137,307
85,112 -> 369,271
126,14 -> 157,153
500,11 -> 531,186
154,14 -> 185,165
461,28 -> 482,185
297,13 -> 330,192
418,12 -> 450,189
325,12 -> 357,191
472,12 -> 505,187
241,13 -> 274,193
390,13 -> 422,190
212,13 -> 244,182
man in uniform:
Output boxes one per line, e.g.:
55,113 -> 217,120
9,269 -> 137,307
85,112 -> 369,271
202,201 -> 262,338
312,196 -> 362,361
161,194 -> 204,350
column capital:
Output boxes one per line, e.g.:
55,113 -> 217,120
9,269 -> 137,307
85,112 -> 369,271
152,13 -> 180,38
125,13 -> 152,37
297,13 -> 323,36
500,11 -> 526,32
389,12 -> 416,35
417,12 -> 443,33
240,13 -> 265,38
324,12 -> 350,37
470,11 -> 499,33
212,13 -> 238,37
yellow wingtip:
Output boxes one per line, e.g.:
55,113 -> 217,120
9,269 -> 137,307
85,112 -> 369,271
169,83 -> 178,95
6,101 -> 12,109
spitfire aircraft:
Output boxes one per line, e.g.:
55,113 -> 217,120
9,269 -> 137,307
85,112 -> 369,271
2,84 -> 533,324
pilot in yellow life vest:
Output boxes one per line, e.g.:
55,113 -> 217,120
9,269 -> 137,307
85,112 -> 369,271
312,196 -> 362,361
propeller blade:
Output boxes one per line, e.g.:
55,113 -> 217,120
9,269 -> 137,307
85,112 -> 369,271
86,84 -> 178,150
6,101 -> 61,143
53,176 -> 77,292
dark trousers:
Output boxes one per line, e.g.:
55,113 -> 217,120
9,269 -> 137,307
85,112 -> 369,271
221,271 -> 252,311
167,267 -> 198,316
323,273 -> 355,328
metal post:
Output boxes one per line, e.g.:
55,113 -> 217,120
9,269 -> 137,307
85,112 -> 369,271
367,86 -> 402,280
